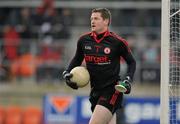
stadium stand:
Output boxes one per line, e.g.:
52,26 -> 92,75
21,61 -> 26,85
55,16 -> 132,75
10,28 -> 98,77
0,0 -> 161,123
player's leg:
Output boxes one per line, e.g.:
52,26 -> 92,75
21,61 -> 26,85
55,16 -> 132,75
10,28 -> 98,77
89,104 -> 113,124
89,84 -> 123,124
108,113 -> 116,124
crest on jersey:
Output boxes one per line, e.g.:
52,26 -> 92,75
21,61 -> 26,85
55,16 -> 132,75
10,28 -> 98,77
104,47 -> 111,54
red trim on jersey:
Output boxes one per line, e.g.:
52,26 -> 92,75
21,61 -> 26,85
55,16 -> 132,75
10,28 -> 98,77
110,32 -> 131,53
90,30 -> 110,43
79,32 -> 92,39
109,91 -> 120,105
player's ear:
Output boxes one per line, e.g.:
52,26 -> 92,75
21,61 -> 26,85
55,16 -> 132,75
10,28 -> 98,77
104,19 -> 109,26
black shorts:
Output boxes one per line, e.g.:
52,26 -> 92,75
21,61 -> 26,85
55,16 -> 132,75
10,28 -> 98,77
89,83 -> 123,114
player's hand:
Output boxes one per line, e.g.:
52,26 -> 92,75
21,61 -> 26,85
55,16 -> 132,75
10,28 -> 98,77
122,76 -> 131,94
115,76 -> 131,94
62,71 -> 78,90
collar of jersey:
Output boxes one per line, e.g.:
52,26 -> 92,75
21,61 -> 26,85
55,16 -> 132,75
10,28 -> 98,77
90,30 -> 110,43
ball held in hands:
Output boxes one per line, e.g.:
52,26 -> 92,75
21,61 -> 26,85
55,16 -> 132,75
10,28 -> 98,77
70,66 -> 90,88
62,71 -> 78,89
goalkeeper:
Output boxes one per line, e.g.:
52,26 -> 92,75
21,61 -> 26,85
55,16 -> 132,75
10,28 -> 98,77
62,8 -> 136,124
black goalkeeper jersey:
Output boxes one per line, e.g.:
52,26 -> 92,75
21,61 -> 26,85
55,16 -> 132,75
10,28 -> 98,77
66,30 -> 136,89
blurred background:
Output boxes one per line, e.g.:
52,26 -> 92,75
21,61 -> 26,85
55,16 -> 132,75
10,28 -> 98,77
0,0 -> 161,124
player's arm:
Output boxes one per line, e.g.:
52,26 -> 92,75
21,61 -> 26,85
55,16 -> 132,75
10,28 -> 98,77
122,50 -> 136,81
119,52 -> 136,94
116,40 -> 136,94
67,38 -> 84,72
62,39 -> 84,89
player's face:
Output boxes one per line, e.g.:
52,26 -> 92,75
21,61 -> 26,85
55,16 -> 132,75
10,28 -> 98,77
90,12 -> 109,34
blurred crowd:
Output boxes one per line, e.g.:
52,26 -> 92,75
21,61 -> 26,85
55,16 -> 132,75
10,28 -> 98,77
0,0 -> 161,83
0,0 -> 72,82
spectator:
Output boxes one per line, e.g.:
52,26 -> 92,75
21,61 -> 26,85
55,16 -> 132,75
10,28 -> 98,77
17,8 -> 33,39
17,8 -> 33,55
32,0 -> 55,26
54,8 -> 72,39
3,25 -> 20,61
2,24 -> 20,81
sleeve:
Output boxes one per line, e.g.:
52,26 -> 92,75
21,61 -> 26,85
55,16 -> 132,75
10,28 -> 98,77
66,38 -> 84,72
120,40 -> 136,81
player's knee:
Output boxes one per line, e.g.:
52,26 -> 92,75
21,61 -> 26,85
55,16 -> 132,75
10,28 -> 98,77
89,117 -> 110,124
89,119 -> 107,124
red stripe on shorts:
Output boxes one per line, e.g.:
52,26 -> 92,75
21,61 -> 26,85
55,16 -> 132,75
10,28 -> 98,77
109,91 -> 119,105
